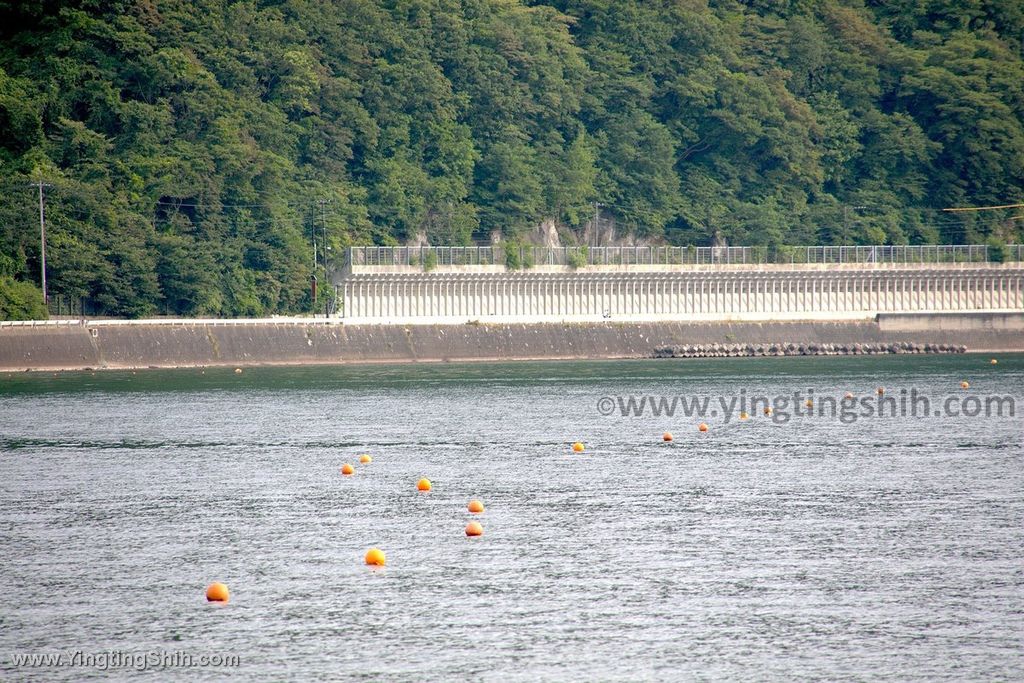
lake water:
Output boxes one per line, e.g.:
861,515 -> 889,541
1,356 -> 1022,681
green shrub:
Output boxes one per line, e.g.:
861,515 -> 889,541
503,241 -> 522,270
422,250 -> 438,271
0,253 -> 17,278
567,245 -> 589,269
0,276 -> 48,320
522,247 -> 534,269
775,245 -> 797,263
987,237 -> 1008,263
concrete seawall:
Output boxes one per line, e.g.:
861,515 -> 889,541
1,313 -> 1021,371
339,262 -> 1024,323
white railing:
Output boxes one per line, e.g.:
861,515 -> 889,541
346,244 -> 1023,268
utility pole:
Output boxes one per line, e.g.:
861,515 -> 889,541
34,180 -> 52,305
593,201 -> 601,248
318,199 -> 331,276
843,205 -> 869,243
310,205 -> 318,271
317,199 -> 332,315
310,206 -> 318,308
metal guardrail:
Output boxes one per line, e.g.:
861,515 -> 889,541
0,317 -> 342,328
346,244 -> 1024,268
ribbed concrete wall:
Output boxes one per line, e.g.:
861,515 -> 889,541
1,314 -> 1021,371
340,265 -> 1024,323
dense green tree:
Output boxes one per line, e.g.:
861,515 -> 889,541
0,0 -> 1021,318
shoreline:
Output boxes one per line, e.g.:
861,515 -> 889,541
1,313 -> 1021,372
5,352 -> 1018,377
6,350 -> 1012,375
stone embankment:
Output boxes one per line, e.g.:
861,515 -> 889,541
652,342 -> 967,359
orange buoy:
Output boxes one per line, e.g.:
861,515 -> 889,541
205,582 -> 229,603
960,381 -> 969,389
877,387 -> 885,395
341,463 -> 355,476
465,521 -> 483,537
990,358 -> 998,365
739,412 -> 749,420
763,407 -> 772,416
417,478 -> 432,492
662,432 -> 673,442
359,454 -> 372,464
805,399 -> 813,409
572,442 -> 585,452
844,392 -> 854,400
698,423 -> 708,432
234,368 -> 242,374
364,548 -> 386,566
467,499 -> 485,513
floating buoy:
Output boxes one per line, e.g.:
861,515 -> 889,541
417,478 -> 432,492
844,392 -> 854,400
698,423 -> 708,432
341,463 -> 355,476
572,442 -> 585,453
364,548 -> 386,566
990,358 -> 998,365
739,412 -> 749,420
805,399 -> 813,409
359,454 -> 372,464
205,582 -> 229,603
877,387 -> 885,395
465,521 -> 483,537
468,499 -> 485,513
763,407 -> 772,416
960,381 -> 969,389
663,432 -> 673,442
234,368 -> 242,374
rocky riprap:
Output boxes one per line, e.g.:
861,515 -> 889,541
652,342 -> 967,358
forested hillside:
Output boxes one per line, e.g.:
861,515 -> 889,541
1,0 -> 1023,317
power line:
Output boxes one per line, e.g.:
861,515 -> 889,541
151,217 -> 307,230
154,200 -> 273,209
943,202 -> 1024,212
920,215 -> 1018,227
598,201 -> 671,217
153,198 -> 316,210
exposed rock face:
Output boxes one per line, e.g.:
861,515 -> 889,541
538,219 -> 561,248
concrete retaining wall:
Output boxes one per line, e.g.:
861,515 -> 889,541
340,264 -> 1024,323
1,313 -> 1021,371
878,311 -> 1024,332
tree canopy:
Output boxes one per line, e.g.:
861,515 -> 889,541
1,0 -> 1022,317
